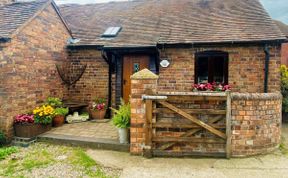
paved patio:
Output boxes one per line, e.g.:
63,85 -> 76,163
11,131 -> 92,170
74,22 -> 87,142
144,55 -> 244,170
38,120 -> 129,152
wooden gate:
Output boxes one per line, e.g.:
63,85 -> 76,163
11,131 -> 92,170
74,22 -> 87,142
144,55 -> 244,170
143,92 -> 231,158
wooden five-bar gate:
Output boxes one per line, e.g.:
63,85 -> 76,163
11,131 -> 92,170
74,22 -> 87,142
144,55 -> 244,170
142,91 -> 232,158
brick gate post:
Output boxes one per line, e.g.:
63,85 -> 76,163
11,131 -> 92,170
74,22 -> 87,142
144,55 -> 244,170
130,69 -> 158,155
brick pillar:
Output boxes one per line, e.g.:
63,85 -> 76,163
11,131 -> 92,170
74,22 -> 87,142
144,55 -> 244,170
130,69 -> 158,155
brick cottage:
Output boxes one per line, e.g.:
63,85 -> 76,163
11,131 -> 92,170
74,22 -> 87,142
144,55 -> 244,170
0,0 -> 287,157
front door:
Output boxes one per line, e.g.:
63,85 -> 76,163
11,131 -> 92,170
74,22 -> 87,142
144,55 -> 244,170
123,55 -> 150,103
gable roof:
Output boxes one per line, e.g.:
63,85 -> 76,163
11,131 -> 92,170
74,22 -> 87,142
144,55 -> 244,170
0,0 -> 71,42
274,20 -> 288,37
60,0 -> 286,48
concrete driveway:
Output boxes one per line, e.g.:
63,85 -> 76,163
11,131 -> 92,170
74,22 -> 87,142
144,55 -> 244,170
87,123 -> 288,178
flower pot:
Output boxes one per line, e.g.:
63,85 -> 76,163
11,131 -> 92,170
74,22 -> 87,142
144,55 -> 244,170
14,123 -> 52,138
53,115 -> 65,127
118,128 -> 128,144
90,109 -> 106,120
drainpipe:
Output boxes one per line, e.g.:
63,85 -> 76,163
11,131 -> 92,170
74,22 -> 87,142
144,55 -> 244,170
264,45 -> 270,93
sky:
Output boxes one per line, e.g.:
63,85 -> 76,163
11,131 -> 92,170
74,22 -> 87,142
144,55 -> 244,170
55,0 -> 288,24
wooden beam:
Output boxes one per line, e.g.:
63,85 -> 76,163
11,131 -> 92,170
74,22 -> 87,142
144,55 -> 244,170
167,95 -> 227,102
153,137 -> 226,143
153,123 -> 226,129
157,101 -> 227,139
226,91 -> 232,159
157,116 -> 223,150
144,99 -> 153,158
154,108 -> 226,115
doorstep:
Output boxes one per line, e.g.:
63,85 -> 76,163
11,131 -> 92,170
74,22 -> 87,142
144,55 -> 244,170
37,133 -> 130,152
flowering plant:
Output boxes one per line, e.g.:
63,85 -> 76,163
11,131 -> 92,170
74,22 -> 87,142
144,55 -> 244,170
33,105 -> 55,125
193,82 -> 231,92
91,98 -> 106,111
14,114 -> 34,124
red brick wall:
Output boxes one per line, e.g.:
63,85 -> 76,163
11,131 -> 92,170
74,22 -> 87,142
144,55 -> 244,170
0,4 -> 70,138
281,43 -> 288,66
64,49 -> 109,103
231,93 -> 282,157
159,45 -> 281,93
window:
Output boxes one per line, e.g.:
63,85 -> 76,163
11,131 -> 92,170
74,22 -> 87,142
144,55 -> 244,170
195,51 -> 228,84
102,27 -> 122,37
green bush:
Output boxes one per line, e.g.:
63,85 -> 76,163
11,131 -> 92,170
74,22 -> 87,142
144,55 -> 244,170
0,131 -> 6,147
45,97 -> 63,108
111,99 -> 131,128
54,107 -> 69,116
281,65 -> 288,113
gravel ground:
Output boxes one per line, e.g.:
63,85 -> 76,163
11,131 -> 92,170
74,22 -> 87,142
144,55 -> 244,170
0,143 -> 122,178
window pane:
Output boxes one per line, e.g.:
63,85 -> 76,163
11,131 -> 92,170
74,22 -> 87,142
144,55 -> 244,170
197,57 -> 208,83
213,57 -> 225,83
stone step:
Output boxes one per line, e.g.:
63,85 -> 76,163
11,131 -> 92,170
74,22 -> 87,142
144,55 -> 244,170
37,133 -> 130,152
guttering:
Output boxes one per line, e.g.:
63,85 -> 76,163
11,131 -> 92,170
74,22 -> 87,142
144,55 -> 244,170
264,45 -> 270,93
156,39 -> 286,48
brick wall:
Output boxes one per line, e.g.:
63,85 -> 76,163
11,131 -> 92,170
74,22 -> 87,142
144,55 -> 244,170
231,93 -> 282,157
130,69 -> 282,157
281,43 -> 288,66
64,49 -> 109,103
0,4 -> 70,138
159,45 -> 281,93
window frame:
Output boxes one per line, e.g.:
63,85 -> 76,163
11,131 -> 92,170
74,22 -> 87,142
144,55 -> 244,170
195,51 -> 229,84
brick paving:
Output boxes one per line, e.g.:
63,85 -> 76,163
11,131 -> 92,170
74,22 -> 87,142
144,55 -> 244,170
46,121 -> 119,141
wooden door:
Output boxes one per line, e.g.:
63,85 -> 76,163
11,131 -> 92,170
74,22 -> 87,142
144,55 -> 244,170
123,55 -> 150,103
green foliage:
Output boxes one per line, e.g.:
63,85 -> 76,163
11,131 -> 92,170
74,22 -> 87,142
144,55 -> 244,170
54,107 -> 69,116
0,131 -> 6,147
281,65 -> 288,113
111,99 -> 131,128
45,97 -> 63,108
0,147 -> 18,160
34,115 -> 53,125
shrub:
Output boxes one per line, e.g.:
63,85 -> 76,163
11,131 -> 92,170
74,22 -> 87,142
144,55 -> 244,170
54,107 -> 69,116
281,65 -> 288,113
45,97 -> 63,108
0,131 -> 6,147
111,99 -> 131,128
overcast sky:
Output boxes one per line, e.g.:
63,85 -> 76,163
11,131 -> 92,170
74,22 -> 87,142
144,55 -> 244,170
55,0 -> 288,24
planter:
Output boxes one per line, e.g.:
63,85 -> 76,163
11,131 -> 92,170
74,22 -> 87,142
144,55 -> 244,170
14,123 -> 52,138
118,128 -> 128,144
90,109 -> 106,120
53,115 -> 65,127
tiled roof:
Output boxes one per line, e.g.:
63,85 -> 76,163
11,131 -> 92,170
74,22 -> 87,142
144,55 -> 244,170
0,0 -> 49,39
60,0 -> 286,47
274,20 -> 288,37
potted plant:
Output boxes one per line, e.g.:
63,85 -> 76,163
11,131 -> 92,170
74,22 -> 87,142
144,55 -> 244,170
111,99 -> 130,144
32,105 -> 55,132
53,107 -> 69,127
45,97 -> 63,108
192,82 -> 231,92
89,98 -> 107,120
14,114 -> 40,138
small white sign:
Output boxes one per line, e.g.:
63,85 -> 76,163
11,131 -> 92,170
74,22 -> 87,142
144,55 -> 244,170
160,59 -> 170,68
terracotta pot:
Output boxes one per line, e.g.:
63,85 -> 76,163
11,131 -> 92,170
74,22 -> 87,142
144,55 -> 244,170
14,123 -> 52,138
90,109 -> 106,120
53,115 -> 65,127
